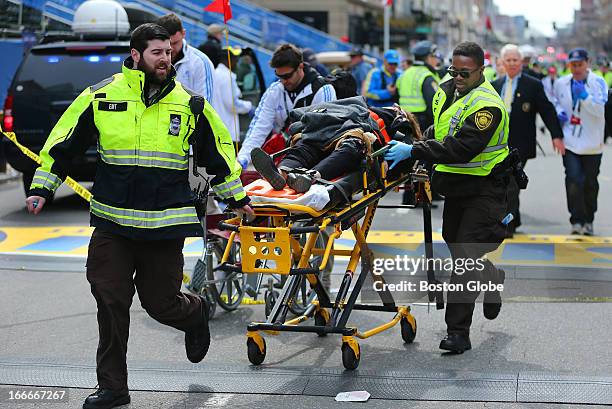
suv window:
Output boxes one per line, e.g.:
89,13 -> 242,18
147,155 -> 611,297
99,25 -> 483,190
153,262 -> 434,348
17,46 -> 128,96
4,43 -> 130,195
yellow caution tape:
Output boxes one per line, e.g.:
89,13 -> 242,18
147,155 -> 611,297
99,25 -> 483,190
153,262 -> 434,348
0,127 -> 92,202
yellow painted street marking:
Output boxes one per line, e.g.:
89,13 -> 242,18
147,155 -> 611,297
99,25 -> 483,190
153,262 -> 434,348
0,226 -> 203,257
1,227 -> 611,269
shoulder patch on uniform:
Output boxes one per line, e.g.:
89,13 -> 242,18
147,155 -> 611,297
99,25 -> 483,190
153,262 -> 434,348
90,76 -> 115,93
475,110 -> 494,130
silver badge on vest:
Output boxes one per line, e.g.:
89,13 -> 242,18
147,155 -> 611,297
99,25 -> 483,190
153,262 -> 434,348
169,114 -> 181,136
521,102 -> 531,112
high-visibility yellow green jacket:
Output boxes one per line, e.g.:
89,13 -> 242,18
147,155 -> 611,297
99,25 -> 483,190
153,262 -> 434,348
431,78 -> 509,176
593,69 -> 612,88
411,77 -> 509,197
397,62 -> 440,130
29,58 -> 247,240
483,66 -> 497,82
397,63 -> 440,113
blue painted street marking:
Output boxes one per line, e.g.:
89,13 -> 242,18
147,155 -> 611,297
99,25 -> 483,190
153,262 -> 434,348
183,239 -> 204,253
501,243 -> 555,261
19,236 -> 90,252
587,247 -> 612,254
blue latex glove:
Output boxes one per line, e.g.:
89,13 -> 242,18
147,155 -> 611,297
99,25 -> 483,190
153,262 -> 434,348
557,111 -> 569,124
571,80 -> 588,101
238,158 -> 248,170
384,140 -> 413,169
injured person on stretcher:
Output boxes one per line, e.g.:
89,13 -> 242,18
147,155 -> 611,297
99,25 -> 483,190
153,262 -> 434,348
248,96 -> 422,210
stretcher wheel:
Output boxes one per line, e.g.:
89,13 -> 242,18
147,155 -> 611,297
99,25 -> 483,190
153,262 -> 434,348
400,316 -> 417,344
341,341 -> 360,370
208,240 -> 245,312
247,336 -> 266,365
203,288 -> 217,320
287,275 -> 315,316
286,228 -> 330,316
314,310 -> 329,337
264,290 -> 278,318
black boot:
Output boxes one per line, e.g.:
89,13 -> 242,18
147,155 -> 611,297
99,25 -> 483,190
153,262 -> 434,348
287,171 -> 315,193
483,269 -> 505,320
83,389 -> 130,409
439,334 -> 472,354
185,296 -> 211,363
251,147 -> 286,190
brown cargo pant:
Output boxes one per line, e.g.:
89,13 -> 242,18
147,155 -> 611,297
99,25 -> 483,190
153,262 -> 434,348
86,228 -> 204,392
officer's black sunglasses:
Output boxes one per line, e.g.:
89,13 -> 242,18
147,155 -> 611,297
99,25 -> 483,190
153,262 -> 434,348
447,66 -> 481,79
275,67 -> 298,80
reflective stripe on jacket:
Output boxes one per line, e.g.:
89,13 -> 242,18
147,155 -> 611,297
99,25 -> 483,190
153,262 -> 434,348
432,80 -> 509,176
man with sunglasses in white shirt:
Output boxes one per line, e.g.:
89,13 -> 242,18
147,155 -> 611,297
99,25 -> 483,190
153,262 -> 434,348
237,44 -> 336,168
384,42 -> 511,354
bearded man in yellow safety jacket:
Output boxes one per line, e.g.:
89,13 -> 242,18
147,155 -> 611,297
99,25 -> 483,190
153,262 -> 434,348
26,23 -> 252,409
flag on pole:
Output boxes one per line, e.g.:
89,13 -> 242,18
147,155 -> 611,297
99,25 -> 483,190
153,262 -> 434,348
204,0 -> 233,23
381,0 -> 392,6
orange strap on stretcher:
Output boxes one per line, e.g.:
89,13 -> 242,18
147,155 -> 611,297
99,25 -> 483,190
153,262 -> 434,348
369,110 -> 391,144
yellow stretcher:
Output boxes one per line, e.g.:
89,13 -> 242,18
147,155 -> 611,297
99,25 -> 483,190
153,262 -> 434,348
217,149 -> 443,370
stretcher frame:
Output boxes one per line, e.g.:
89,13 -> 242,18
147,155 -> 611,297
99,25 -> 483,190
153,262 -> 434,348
218,157 -> 443,370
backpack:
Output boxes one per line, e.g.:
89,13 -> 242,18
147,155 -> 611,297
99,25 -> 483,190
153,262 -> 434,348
379,69 -> 400,104
312,69 -> 358,100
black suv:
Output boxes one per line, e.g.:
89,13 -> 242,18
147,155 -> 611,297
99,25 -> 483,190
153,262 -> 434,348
2,37 -> 130,195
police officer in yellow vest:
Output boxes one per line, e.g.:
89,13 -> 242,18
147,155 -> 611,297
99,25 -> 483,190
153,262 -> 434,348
386,42 -> 510,354
397,40 -> 441,132
25,24 -> 252,409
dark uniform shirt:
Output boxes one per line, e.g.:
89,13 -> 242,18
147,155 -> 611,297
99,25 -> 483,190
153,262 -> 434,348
419,63 -> 439,130
198,36 -> 221,67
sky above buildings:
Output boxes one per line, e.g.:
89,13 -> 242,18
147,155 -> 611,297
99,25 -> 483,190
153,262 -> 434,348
494,0 -> 580,37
